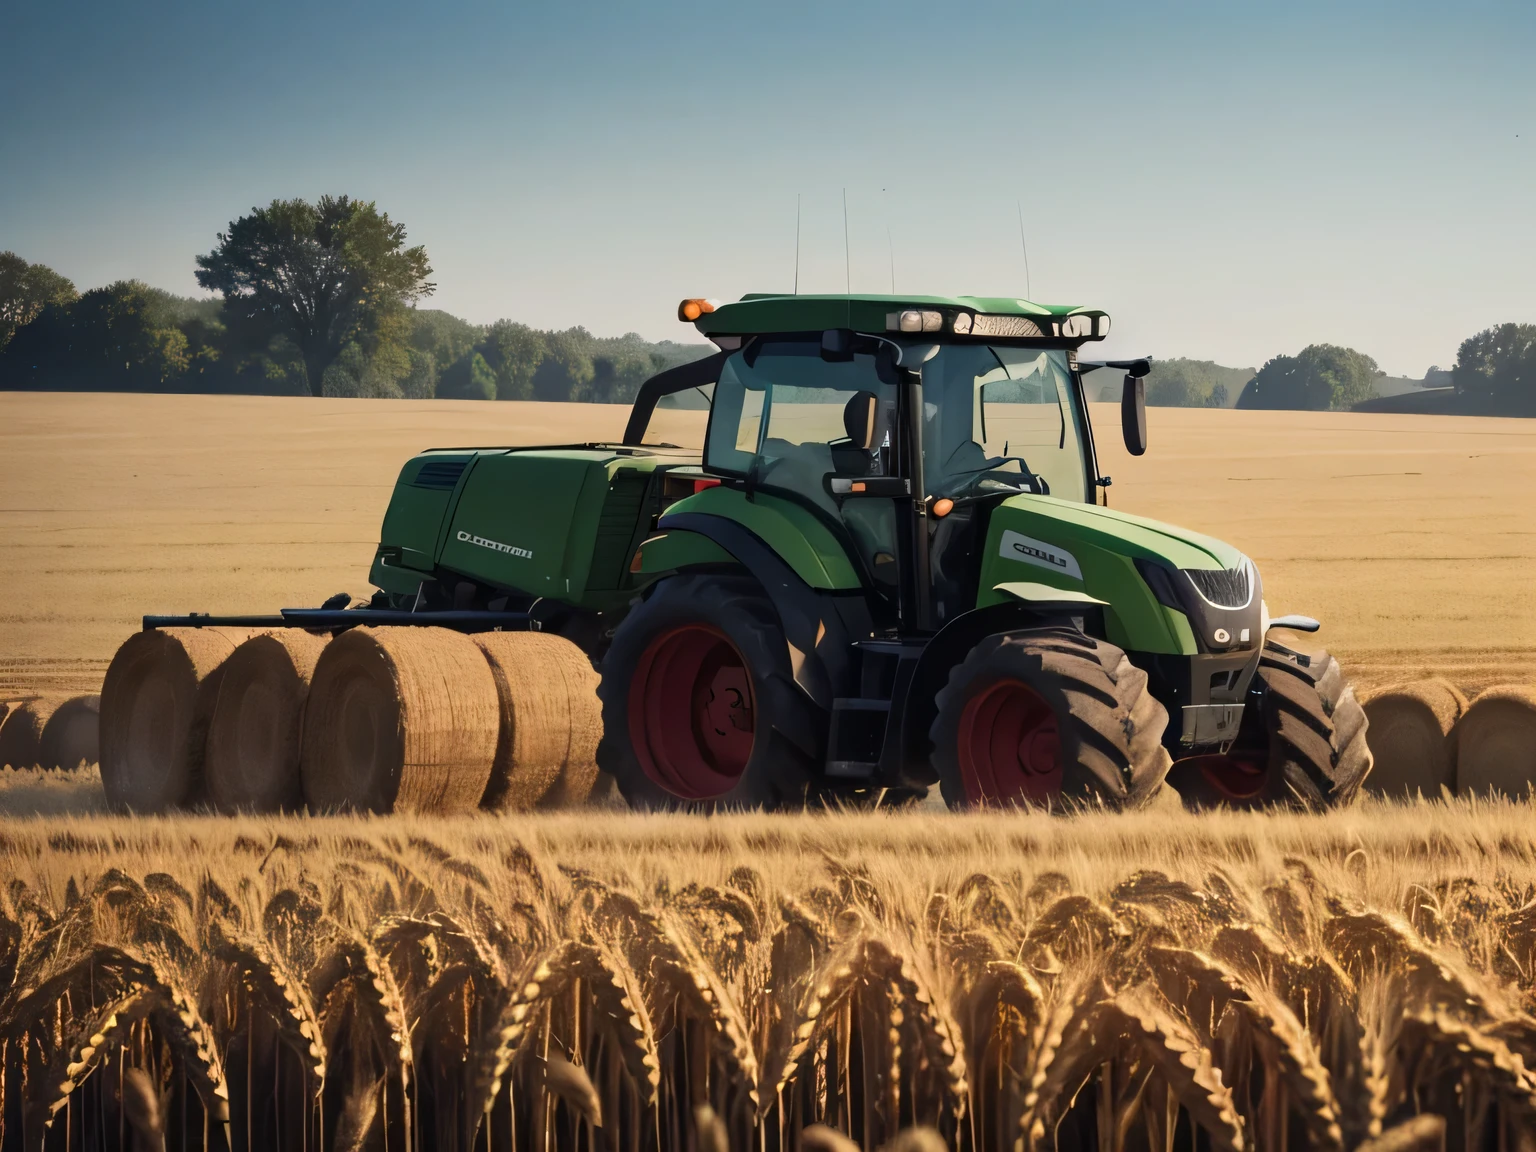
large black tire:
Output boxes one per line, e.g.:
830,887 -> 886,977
928,627 -> 1172,810
596,574 -> 824,810
1170,640 -> 1372,809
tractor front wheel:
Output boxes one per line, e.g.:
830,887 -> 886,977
929,627 -> 1172,810
597,574 -> 823,810
1167,640 -> 1372,808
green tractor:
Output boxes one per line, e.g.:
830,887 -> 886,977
132,293 -> 1372,813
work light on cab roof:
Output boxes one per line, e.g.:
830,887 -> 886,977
679,293 -> 1111,342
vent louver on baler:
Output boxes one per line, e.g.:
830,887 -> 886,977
412,460 -> 468,490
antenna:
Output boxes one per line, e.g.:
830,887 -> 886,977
1015,200 -> 1032,300
794,194 -> 801,295
842,187 -> 851,293
883,187 -> 895,293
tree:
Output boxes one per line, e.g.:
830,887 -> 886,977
438,351 -> 497,400
1452,323 -> 1536,415
410,309 -> 482,374
1237,344 -> 1382,410
0,281 -> 188,390
0,253 -> 77,351
1142,358 -> 1252,408
1146,364 -> 1198,407
531,328 -> 595,401
194,196 -> 433,396
481,320 -> 545,400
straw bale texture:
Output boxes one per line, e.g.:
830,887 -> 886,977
473,631 -> 602,810
36,693 -> 100,770
98,626 -> 259,811
300,625 -> 498,813
1361,679 -> 1468,798
0,694 -> 70,769
1456,684 -> 1536,798
205,631 -> 329,812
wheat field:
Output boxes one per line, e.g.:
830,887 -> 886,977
0,793 -> 1531,1150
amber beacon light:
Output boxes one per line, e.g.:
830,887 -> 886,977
677,298 -> 718,321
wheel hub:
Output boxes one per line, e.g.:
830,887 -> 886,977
1183,752 -> 1269,802
956,678 -> 1062,805
629,624 -> 755,800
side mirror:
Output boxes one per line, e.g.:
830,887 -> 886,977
1121,372 -> 1147,456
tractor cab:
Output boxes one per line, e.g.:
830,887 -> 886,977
624,295 -> 1142,635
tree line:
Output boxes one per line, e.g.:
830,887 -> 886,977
0,197 -> 706,401
3,194 -> 1533,413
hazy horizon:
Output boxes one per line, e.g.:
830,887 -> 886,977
3,0 -> 1532,377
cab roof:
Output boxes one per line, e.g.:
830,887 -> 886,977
691,293 -> 1107,340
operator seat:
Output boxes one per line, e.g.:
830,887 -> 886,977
831,390 -> 891,475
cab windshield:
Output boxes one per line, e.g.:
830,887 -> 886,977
704,340 -> 1090,505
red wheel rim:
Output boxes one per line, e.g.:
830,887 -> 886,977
1182,753 -> 1269,801
628,625 -> 755,800
956,678 -> 1062,805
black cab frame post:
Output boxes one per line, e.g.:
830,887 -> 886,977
894,363 -> 933,633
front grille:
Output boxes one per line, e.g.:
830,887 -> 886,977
1185,565 -> 1251,608
413,459 -> 468,490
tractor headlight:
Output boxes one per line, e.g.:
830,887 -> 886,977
951,311 -> 974,335
1060,314 -> 1094,339
887,309 -> 944,334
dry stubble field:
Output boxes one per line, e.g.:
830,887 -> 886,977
3,392 -> 1536,1150
2,392 -> 1533,699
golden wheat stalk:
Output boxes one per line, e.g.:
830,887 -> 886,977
215,936 -> 327,1087
25,986 -> 149,1133
127,945 -> 233,1141
1108,992 -> 1246,1152
467,941 -> 579,1122
1017,976 -> 1112,1151
1228,989 -> 1343,1152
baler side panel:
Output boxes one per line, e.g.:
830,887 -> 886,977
440,454 -> 598,599
371,453 -> 478,595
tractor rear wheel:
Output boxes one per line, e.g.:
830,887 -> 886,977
929,627 -> 1172,810
1169,639 -> 1372,809
597,574 -> 822,810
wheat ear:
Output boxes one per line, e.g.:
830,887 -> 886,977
1108,992 -> 1245,1152
1229,989 -> 1343,1152
26,987 -> 150,1133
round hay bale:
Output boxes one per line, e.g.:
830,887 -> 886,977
473,632 -> 602,810
1456,685 -> 1536,798
1361,679 -> 1467,798
37,694 -> 101,770
99,627 -> 259,812
206,631 -> 330,813
0,696 -> 60,769
300,626 -> 498,814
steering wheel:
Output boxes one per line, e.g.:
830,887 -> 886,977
937,455 -> 1046,498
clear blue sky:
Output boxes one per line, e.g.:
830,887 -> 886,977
3,0 -> 1531,375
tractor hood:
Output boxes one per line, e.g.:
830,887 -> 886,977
978,493 -> 1256,657
993,493 -> 1244,572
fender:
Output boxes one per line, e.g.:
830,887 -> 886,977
656,511 -> 864,710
